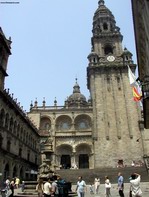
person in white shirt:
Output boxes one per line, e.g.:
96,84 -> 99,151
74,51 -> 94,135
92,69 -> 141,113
105,176 -> 111,197
43,178 -> 52,197
94,177 -> 100,194
130,173 -> 142,197
76,176 -> 86,197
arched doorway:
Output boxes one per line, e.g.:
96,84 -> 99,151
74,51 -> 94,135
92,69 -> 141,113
56,144 -> 73,169
13,166 -> 17,178
76,144 -> 91,169
79,154 -> 89,169
61,155 -> 71,169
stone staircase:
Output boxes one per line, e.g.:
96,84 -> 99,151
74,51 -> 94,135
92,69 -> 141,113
56,166 -> 149,184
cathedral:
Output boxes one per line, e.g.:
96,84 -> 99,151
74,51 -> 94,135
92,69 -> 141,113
28,0 -> 149,170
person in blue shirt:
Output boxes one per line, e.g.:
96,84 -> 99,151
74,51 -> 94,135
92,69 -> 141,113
117,172 -> 125,197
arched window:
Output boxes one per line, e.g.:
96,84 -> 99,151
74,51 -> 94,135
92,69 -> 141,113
13,121 -> 17,134
78,121 -> 87,129
17,124 -> 20,138
9,117 -> 13,132
5,113 -> 9,130
19,148 -> 22,157
103,22 -> 108,30
0,109 -> 5,126
7,140 -> 11,152
27,151 -> 30,161
0,134 -> 3,148
104,46 -> 113,55
40,117 -> 51,131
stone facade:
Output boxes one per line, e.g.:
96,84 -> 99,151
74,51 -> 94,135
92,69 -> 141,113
28,1 -> 149,169
28,86 -> 94,169
0,28 -> 41,182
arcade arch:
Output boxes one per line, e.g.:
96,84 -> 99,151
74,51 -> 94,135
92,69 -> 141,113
56,144 -> 72,169
76,144 -> 92,169
56,115 -> 72,131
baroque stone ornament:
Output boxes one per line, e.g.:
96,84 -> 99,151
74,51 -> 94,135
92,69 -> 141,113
38,162 -> 54,179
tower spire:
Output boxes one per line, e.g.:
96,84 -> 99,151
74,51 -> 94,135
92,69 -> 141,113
98,0 -> 105,6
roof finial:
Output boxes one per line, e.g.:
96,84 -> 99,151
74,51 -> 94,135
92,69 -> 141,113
98,0 -> 105,6
75,77 -> 78,84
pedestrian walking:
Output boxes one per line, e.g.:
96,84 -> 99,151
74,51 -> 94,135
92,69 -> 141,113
76,176 -> 86,197
118,172 -> 125,197
129,173 -> 142,197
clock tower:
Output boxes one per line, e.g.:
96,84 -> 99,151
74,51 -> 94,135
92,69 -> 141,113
87,0 -> 143,168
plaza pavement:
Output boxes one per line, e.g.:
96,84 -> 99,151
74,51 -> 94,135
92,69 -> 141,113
7,182 -> 149,197
71,182 -> 149,197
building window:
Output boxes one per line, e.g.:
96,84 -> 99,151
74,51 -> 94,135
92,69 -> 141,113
103,22 -> 108,30
0,134 -> 3,148
5,113 -> 9,130
9,118 -> 13,132
27,151 -> 30,161
61,122 -> 70,130
7,140 -> 11,152
19,148 -> 22,157
104,46 -> 113,55
0,109 -> 5,126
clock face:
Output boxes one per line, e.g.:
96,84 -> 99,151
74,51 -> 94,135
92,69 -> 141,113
107,55 -> 115,62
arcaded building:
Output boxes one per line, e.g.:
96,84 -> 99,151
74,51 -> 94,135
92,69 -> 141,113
0,28 -> 41,181
28,0 -> 149,170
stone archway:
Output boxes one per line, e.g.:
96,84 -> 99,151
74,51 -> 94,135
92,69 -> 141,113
56,144 -> 73,169
12,165 -> 17,178
76,144 -> 92,169
4,163 -> 10,179
61,155 -> 71,169
79,154 -> 89,169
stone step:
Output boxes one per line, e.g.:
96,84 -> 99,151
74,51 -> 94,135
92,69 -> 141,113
56,166 -> 149,184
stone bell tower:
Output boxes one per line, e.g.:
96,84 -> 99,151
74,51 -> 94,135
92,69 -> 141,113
0,28 -> 11,91
87,0 -> 143,168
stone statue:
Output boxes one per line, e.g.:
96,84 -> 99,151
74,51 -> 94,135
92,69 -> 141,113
38,162 -> 54,179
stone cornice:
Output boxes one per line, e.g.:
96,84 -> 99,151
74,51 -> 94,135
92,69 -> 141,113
0,89 -> 39,136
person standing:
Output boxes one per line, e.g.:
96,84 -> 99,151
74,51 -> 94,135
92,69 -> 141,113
36,178 -> 44,197
89,183 -> 94,194
105,176 -> 111,197
51,177 -> 59,197
94,177 -> 100,194
76,176 -> 86,197
118,172 -> 125,197
15,177 -> 20,189
130,173 -> 142,197
43,178 -> 52,197
5,177 -> 10,188
9,178 -> 15,197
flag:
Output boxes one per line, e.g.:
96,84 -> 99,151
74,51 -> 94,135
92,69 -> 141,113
127,65 -> 142,102
132,87 -> 142,101
128,65 -> 138,86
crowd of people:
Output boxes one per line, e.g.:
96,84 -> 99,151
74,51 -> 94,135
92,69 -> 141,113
1,171 -> 143,197
1,176 -> 21,197
76,172 -> 142,197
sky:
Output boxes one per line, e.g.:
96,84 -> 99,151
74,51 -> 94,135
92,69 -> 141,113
0,0 -> 137,112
